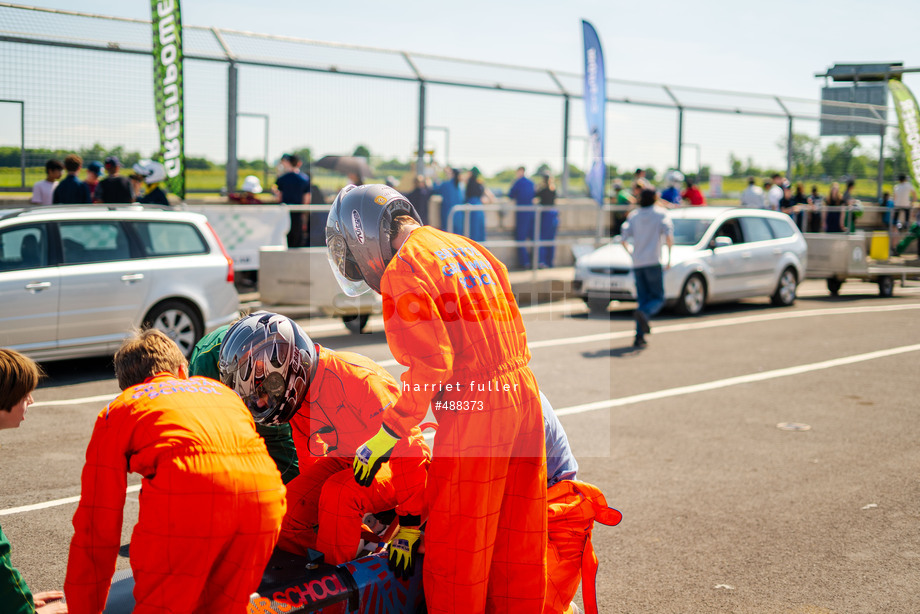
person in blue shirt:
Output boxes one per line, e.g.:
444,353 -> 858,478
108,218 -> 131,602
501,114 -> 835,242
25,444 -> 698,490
509,166 -> 537,267
461,166 -> 491,242
273,153 -> 311,247
541,391 -> 578,487
433,167 -> 463,232
659,170 -> 684,206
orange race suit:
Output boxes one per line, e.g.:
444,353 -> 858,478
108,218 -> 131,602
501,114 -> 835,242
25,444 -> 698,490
64,373 -> 286,614
379,226 -> 547,614
277,346 -> 430,564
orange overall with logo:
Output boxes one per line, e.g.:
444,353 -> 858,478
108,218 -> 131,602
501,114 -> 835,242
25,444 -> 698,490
276,347 -> 430,564
64,374 -> 286,614
379,226 -> 547,614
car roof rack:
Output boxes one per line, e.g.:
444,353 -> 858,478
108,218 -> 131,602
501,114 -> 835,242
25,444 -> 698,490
0,203 -> 179,221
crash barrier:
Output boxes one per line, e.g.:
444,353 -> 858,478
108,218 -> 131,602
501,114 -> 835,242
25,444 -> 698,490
447,202 -> 628,275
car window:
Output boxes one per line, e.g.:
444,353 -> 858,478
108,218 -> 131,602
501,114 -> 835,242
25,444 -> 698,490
767,217 -> 796,239
59,221 -> 132,264
129,221 -> 208,257
739,217 -> 774,243
0,224 -> 48,271
713,219 -> 744,245
672,218 -> 712,246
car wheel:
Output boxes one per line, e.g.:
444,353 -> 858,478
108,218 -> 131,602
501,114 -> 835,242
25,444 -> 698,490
878,276 -> 894,298
771,267 -> 798,306
826,278 -> 843,296
676,274 -> 706,316
584,297 -> 610,315
144,300 -> 203,358
343,313 -> 370,334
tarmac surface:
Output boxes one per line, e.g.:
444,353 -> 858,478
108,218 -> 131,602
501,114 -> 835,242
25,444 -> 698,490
2,278 -> 919,613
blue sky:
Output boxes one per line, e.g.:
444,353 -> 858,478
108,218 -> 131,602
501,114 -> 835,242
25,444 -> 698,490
2,0 -> 919,177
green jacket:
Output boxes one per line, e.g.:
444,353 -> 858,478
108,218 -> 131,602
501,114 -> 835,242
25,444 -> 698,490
188,325 -> 300,483
0,523 -> 34,614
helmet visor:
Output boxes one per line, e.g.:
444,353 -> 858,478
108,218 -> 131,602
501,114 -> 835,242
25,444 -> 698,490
326,227 -> 371,297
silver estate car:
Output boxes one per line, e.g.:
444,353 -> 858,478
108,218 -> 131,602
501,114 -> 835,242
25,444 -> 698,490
574,207 -> 808,315
0,205 -> 239,361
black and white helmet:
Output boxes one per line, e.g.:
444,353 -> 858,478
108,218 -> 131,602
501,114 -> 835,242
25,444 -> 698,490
325,184 -> 421,295
218,312 -> 316,425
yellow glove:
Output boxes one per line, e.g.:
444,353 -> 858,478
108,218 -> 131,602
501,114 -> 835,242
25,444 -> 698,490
388,525 -> 422,580
353,424 -> 399,487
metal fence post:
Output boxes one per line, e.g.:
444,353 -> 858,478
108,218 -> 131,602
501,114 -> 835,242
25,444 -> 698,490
877,127 -> 886,201
562,95 -> 570,197
416,81 -> 426,176
226,61 -> 239,193
19,101 -> 24,189
663,86 -> 683,172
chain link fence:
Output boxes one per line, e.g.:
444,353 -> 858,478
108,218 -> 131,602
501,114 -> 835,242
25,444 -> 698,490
0,3 -> 907,198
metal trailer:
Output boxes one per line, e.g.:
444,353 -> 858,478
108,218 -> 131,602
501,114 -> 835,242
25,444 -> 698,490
103,549 -> 425,614
258,246 -> 381,334
804,233 -> 920,297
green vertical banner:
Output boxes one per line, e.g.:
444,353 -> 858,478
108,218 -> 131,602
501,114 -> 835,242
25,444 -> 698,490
890,79 -> 920,192
151,0 -> 185,199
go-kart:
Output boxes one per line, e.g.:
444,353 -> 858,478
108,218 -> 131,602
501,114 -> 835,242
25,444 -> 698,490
103,547 -> 425,614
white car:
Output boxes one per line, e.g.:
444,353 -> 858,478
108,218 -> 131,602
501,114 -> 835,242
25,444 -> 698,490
0,205 -> 239,361
574,207 -> 807,315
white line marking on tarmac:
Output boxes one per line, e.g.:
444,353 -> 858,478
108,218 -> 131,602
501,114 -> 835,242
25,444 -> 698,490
0,485 -> 141,517
554,343 -> 920,417
31,303 -> 920,407
10,342 -> 920,517
32,393 -> 117,408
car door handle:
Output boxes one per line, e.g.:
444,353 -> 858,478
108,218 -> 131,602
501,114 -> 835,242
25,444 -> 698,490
741,252 -> 752,259
773,248 -> 782,255
120,273 -> 145,283
24,281 -> 51,292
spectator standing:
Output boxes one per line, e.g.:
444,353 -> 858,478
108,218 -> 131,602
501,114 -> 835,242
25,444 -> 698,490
659,170 -> 683,205
228,175 -> 264,204
510,165 -> 537,267
881,191 -> 895,227
94,156 -> 134,204
739,176 -> 765,208
462,166 -> 491,242
0,349 -> 69,614
610,180 -> 635,237
790,183 -> 809,230
405,174 -> 433,227
842,179 -> 857,232
824,182 -> 845,232
273,153 -> 311,248
766,173 -> 784,211
433,167 -> 463,232
133,160 -> 170,207
84,161 -> 103,201
53,154 -> 91,204
535,173 -> 559,268
633,168 -> 649,191
620,188 -> 673,348
30,159 -> 63,205
681,179 -> 706,206
806,185 -> 823,232
308,181 -> 328,247
893,174 -> 916,228
779,184 -> 795,219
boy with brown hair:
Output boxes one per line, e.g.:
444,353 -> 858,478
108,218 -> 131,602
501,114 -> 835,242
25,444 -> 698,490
64,329 -> 286,614
0,348 -> 68,613
53,154 -> 91,204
